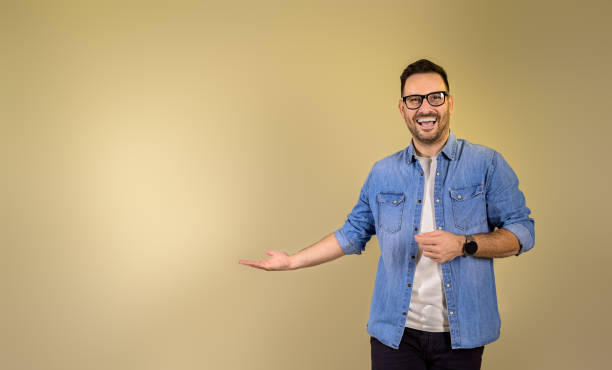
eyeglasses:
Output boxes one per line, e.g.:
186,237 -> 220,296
402,91 -> 449,110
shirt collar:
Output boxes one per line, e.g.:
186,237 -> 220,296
406,130 -> 458,162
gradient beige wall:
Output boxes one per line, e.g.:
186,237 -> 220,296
3,1 -> 611,369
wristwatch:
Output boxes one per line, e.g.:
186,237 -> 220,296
463,235 -> 478,257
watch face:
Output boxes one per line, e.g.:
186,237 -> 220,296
465,241 -> 478,255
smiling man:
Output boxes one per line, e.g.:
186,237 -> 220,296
239,59 -> 535,370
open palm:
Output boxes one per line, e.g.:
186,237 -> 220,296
238,250 -> 292,271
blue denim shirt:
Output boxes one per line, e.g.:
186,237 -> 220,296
334,131 -> 534,349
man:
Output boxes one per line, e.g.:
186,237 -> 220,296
239,59 -> 534,370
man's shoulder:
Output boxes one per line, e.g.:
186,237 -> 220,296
456,137 -> 500,162
371,147 -> 410,171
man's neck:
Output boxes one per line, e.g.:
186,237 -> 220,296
413,132 -> 449,158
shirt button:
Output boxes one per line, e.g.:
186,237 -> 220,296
420,173 -> 423,176
411,255 -> 416,259
449,311 -> 454,315
402,312 -> 407,316
436,172 -> 440,176
393,200 -> 397,204
435,199 -> 440,203
417,199 -> 421,203
457,195 -> 462,199
408,283 -> 412,287
446,284 -> 451,288
414,227 -> 419,231
438,226 -> 442,230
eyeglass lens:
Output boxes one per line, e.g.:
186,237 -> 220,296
405,92 -> 446,109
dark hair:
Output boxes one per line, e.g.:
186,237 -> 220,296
400,59 -> 450,95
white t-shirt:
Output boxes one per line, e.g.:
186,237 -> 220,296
405,156 -> 450,332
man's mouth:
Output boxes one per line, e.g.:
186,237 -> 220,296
416,117 -> 437,129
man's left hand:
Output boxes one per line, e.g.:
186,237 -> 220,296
414,230 -> 465,263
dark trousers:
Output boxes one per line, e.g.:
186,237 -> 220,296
371,327 -> 484,370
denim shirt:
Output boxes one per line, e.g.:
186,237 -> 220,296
334,131 -> 534,349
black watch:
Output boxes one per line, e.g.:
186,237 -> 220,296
463,235 -> 478,256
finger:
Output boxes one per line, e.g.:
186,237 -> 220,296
238,259 -> 259,266
238,260 -> 267,270
266,250 -> 285,257
415,234 -> 437,243
418,243 -> 439,252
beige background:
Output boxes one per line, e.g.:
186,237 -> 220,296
2,1 -> 611,369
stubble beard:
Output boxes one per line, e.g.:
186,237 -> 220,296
408,115 -> 450,146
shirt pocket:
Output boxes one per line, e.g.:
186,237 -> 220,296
450,184 -> 486,230
376,192 -> 405,233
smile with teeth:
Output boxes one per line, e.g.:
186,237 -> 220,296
416,117 -> 437,129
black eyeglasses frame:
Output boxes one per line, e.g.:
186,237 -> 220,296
402,91 -> 449,110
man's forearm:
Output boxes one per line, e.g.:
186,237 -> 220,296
472,228 -> 521,258
289,233 -> 346,269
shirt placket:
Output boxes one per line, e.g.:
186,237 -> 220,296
399,160 -> 426,337
434,156 -> 461,347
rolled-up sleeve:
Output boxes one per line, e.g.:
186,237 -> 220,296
334,170 -> 376,255
485,152 -> 535,255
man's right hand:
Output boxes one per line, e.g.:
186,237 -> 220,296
238,233 -> 346,271
238,250 -> 293,271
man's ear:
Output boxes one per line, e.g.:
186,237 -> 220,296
398,99 -> 405,116
448,94 -> 454,115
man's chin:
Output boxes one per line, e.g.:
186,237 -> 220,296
415,131 -> 441,145
407,123 -> 449,145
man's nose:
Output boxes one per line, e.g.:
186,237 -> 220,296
417,99 -> 436,113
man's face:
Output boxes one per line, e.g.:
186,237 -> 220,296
398,72 -> 454,147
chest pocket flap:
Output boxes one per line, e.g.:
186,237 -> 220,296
376,192 -> 405,233
376,192 -> 405,206
450,184 -> 483,202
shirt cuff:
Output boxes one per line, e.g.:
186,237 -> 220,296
334,229 -> 362,255
503,223 -> 534,256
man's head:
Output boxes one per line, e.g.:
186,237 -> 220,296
398,59 -> 453,151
